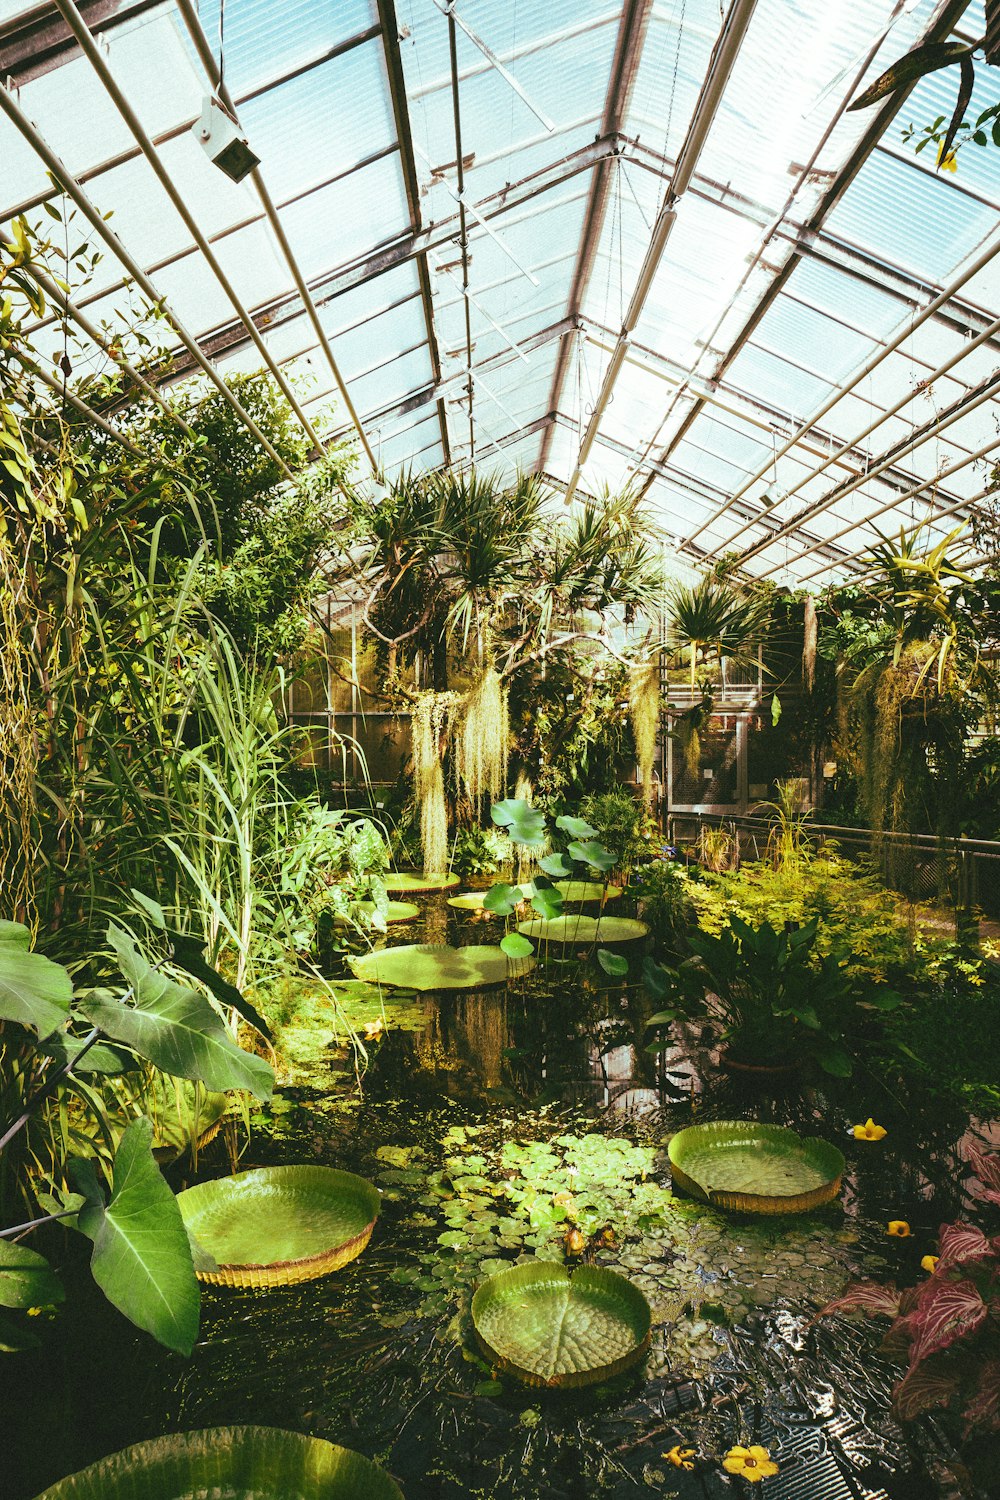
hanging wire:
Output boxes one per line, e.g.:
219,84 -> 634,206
657,0 -> 688,217
217,0 -> 226,93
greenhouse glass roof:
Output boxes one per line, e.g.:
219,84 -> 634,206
2,0 -> 999,584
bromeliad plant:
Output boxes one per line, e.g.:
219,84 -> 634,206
818,1147 -> 1000,1439
643,915 -> 900,1075
0,919 -> 273,1357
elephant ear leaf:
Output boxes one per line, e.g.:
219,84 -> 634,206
848,42 -> 971,111
82,925 -> 273,1100
165,930 -> 273,1044
0,925 -> 72,1039
71,1118 -> 200,1356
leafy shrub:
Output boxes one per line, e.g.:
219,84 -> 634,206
277,801 -> 391,949
451,825 -> 513,877
578,791 -> 658,874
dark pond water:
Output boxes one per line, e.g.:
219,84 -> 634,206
4,892 -> 999,1500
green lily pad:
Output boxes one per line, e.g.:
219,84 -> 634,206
554,881 -> 622,905
30,1426 -> 402,1499
516,916 -> 648,946
349,943 -> 534,991
334,900 -> 420,924
448,886 -> 530,913
668,1121 -> 845,1214
384,872 -> 460,895
471,1262 -> 651,1388
176,1166 -> 380,1287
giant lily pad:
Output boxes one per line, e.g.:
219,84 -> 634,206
447,887 -> 530,913
472,1262 -> 651,1388
384,872 -> 459,896
176,1166 -> 379,1287
349,942 -> 534,991
554,880 -> 622,905
516,916 -> 648,946
31,1426 -> 402,1499
334,900 -> 420,925
668,1121 -> 845,1214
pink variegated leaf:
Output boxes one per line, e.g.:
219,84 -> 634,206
977,1183 -> 1000,1208
909,1279 -> 988,1365
937,1221 -> 991,1269
881,1313 -> 916,1360
963,1358 -> 1000,1437
893,1361 -> 960,1422
818,1281 -> 902,1321
966,1145 -> 1000,1195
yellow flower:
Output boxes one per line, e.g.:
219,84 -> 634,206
936,142 -> 958,172
722,1445 -> 779,1482
26,1306 -> 42,1317
852,1117 -> 887,1141
921,1254 -> 939,1272
362,1018 -> 384,1042
663,1445 -> 696,1470
887,1220 -> 911,1237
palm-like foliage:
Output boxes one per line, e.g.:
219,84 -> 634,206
867,525 -> 977,692
666,576 -> 766,690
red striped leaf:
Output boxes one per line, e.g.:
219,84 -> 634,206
963,1358 -> 1000,1436
893,1362 -> 959,1422
909,1279 -> 987,1365
819,1282 -> 901,1320
937,1221 -> 991,1270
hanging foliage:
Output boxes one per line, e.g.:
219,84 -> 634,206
629,660 -> 660,807
456,666 -> 509,808
411,691 -> 460,875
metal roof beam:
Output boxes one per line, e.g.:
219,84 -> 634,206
538,0 -> 654,474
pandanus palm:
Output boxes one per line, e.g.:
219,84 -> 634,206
667,576 -> 765,691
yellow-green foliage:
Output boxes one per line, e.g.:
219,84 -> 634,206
628,661 -> 660,806
412,690 -> 459,874
456,666 -> 509,806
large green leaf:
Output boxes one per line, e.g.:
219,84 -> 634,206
349,942 -> 534,990
0,932 -> 72,1039
566,840 -> 616,872
165,930 -> 273,1044
848,41 -> 971,111
490,798 -> 546,846
0,1241 -> 64,1310
40,1030 -> 138,1076
482,882 -> 523,916
555,815 -> 600,839
30,1426 -> 403,1499
82,927 -> 272,1100
72,1118 -> 200,1356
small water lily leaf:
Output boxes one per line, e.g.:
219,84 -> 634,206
530,886 -> 564,921
73,1118 -> 200,1355
483,883 -> 522,915
0,938 -> 73,1039
566,840 -> 616,871
539,853 -> 572,878
597,949 -> 629,978
0,1241 -> 64,1309
85,926 -> 273,1100
475,1379 -> 504,1396
500,932 -> 535,959
555,816 -> 600,839
491,799 -> 546,846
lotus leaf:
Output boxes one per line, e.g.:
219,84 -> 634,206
516,916 -> 648,946
472,1262 -> 651,1388
176,1165 -> 380,1287
668,1121 -> 845,1214
384,872 -> 459,895
349,943 -> 534,991
554,880 -> 622,905
31,1426 -> 402,1499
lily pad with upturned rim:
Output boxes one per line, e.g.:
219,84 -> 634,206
553,880 -> 622,905
31,1425 -> 403,1499
471,1261 -> 651,1388
516,915 -> 648,946
334,900 -> 420,925
447,887 -> 530,913
349,942 -> 534,991
668,1121 -> 845,1215
176,1166 -> 379,1287
384,872 -> 460,896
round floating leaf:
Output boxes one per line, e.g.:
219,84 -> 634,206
384,872 -> 460,895
597,949 -> 629,978
334,900 -> 420,925
448,888 -> 528,913
668,1121 -> 845,1215
500,932 -> 535,959
31,1426 -> 403,1499
555,815 -> 600,839
349,943 -> 534,991
176,1165 -> 380,1287
472,1262 -> 651,1388
517,916 -> 648,946
566,840 -> 617,872
529,885 -> 564,920
538,853 -> 573,878
554,880 -> 622,906
482,882 -> 524,915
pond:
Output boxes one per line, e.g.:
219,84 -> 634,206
4,892 -> 998,1499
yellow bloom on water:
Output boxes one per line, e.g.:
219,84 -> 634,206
852,1117 -> 887,1141
887,1220 -> 911,1237
722,1445 -> 779,1482
921,1254 -> 939,1272
663,1445 -> 696,1470
362,1018 -> 384,1042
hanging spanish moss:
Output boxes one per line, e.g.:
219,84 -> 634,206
456,666 -> 509,807
0,538 -> 37,924
411,690 -> 459,875
628,659 -> 660,806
